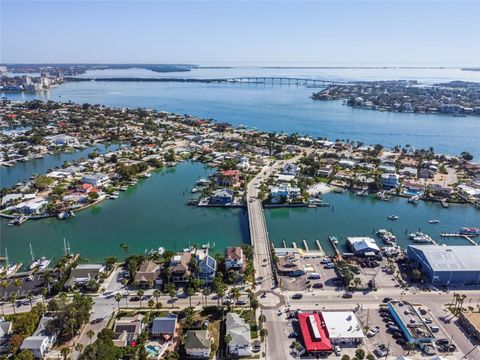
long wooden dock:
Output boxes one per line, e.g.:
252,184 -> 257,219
441,233 -> 478,245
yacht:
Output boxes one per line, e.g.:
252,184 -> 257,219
408,195 -> 419,204
57,211 -> 75,220
377,191 -> 391,201
8,215 -> 28,226
387,215 -> 399,221
191,188 -> 200,193
409,232 -> 433,243
428,219 -> 440,224
196,178 -> 210,186
459,227 -> 480,236
328,235 -> 339,244
28,244 -> 51,271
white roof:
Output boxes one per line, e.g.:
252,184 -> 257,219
347,237 -> 380,252
322,311 -> 364,339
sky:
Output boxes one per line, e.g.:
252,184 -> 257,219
1,0 -> 479,66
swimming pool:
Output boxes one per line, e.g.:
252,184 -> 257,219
145,344 -> 160,356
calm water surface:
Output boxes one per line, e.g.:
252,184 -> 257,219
1,162 -> 249,265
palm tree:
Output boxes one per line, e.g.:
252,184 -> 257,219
406,342 -> 415,355
202,287 -> 210,307
166,284 -> 176,308
137,289 -> 145,308
187,287 -> 195,307
60,347 -> 70,360
0,280 -> 8,301
114,293 -> 122,311
86,329 -> 95,345
40,287 -> 47,305
250,297 -> 259,315
230,287 -> 241,305
153,289 -> 161,306
13,279 -> 21,295
9,293 -> 16,314
27,292 -> 34,310
74,343 -> 84,353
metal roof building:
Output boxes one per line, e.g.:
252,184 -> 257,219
407,245 -> 480,285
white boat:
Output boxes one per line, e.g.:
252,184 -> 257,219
191,188 -> 200,193
8,215 -> 28,226
408,195 -> 419,204
119,185 -> 128,191
377,191 -> 391,201
408,232 -> 433,243
140,173 -> 152,178
28,244 -> 50,270
428,219 -> 440,224
109,194 -> 119,199
196,178 -> 210,186
57,211 -> 75,220
387,215 -> 399,220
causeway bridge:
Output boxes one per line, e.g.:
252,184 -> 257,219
228,77 -> 346,86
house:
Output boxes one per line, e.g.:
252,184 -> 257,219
399,167 -> 418,177
225,247 -> 246,272
64,264 -> 104,290
283,163 -> 298,176
169,252 -> 192,283
14,199 -> 48,215
317,165 -> 333,178
225,313 -> 252,357
270,185 -> 301,203
151,315 -> 177,341
133,261 -> 162,288
81,173 -> 109,187
427,184 -> 453,197
378,164 -> 396,173
218,170 -> 240,186
20,316 -> 57,358
210,189 -> 233,205
380,173 -> 400,189
112,314 -> 144,347
197,255 -> 217,284
338,159 -> 356,169
184,330 -> 211,358
419,168 -> 435,179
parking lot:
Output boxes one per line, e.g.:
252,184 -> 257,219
356,302 -> 462,358
278,255 -> 343,292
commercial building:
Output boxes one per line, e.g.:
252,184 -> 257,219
298,312 -> 333,354
407,245 -> 480,286
388,301 -> 434,344
322,311 -> 364,345
346,237 -> 380,256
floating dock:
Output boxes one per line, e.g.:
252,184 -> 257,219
302,240 -> 309,252
441,233 -> 478,246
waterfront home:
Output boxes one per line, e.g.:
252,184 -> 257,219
458,184 -> 480,200
151,315 -> 177,340
169,252 -> 192,283
81,173 -> 110,187
46,170 -> 72,180
225,313 -> 252,357
334,170 -> 353,182
46,134 -> 79,146
112,314 -> 144,347
184,330 -> 211,358
218,170 -> 240,187
225,247 -> 246,272
317,165 -> 333,178
277,254 -> 305,277
133,260 -> 162,288
210,189 -> 233,205
283,163 -> 298,176
270,185 -> 301,203
20,316 -> 57,358
346,237 -> 380,256
380,173 -> 400,190
13,198 -> 48,215
64,264 -> 105,290
427,184 -> 453,198
197,255 -> 217,284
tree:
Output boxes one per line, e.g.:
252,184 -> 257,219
60,347 -> 70,360
411,269 -> 422,281
87,329 -> 95,345
355,348 -> 365,360
341,356 -> 351,360
27,292 -> 34,310
114,293 -> 122,311
137,289 -> 145,308
187,287 -> 195,307
75,343 -> 84,353
250,297 -> 259,314
14,349 -> 35,360
230,287 -> 241,304
166,283 -> 177,308
10,293 -> 17,314
460,151 -> 473,161
366,354 -> 375,360
153,289 -> 161,305
148,299 -> 155,309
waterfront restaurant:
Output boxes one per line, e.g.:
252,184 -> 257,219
298,312 -> 333,354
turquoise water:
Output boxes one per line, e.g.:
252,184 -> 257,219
1,143 -> 122,188
0,162 -> 249,265
266,191 -> 480,256
3,78 -> 480,158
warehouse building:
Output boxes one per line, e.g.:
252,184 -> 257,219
321,311 -> 364,345
388,301 -> 434,344
407,245 -> 480,286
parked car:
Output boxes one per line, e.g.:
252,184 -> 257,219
423,317 -> 433,324
387,325 -> 400,332
236,299 -> 247,306
342,292 -> 353,298
324,263 -> 336,269
429,325 -> 440,333
367,326 -> 380,337
307,273 -> 321,280
438,344 -> 456,352
334,345 -> 341,356
292,293 -> 303,300
312,283 -> 324,289
374,344 -> 389,357
435,339 -> 450,346
423,345 -> 436,355
383,297 -> 393,303
320,258 -> 331,264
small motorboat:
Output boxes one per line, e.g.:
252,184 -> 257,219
387,215 -> 399,221
428,219 -> 440,224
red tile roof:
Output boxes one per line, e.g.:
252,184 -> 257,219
226,247 -> 243,260
220,170 -> 240,177
298,312 -> 333,353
